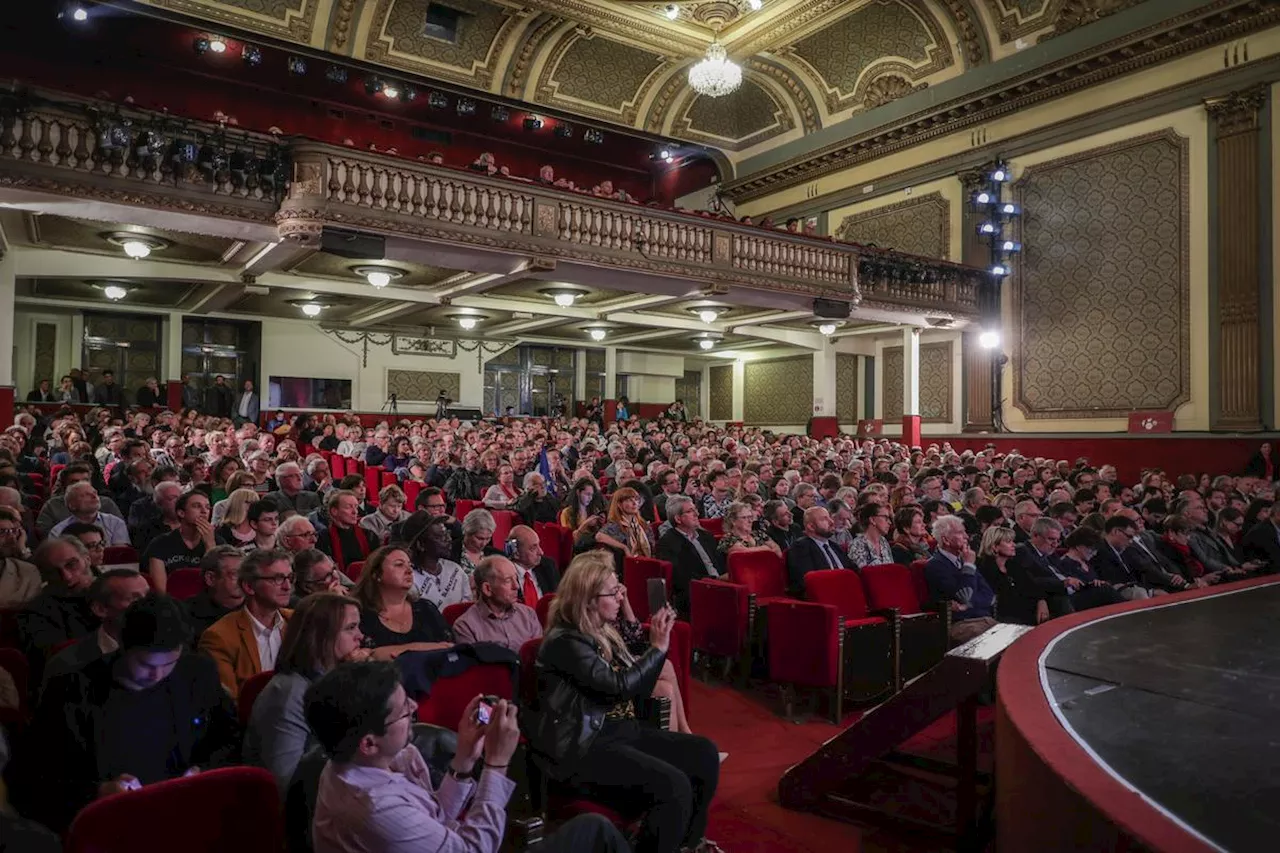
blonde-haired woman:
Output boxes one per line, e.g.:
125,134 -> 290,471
594,486 -> 655,558
529,552 -> 721,853
214,487 -> 261,551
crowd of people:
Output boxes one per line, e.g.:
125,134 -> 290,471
0,397 -> 1276,852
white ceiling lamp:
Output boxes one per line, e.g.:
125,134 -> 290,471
352,265 -> 404,290
749,0 -> 763,9
688,41 -> 741,98
301,303 -> 323,317
588,327 -> 607,342
696,333 -> 723,350
452,314 -> 486,331
818,323 -> 837,335
689,305 -> 727,324
811,319 -> 845,336
699,338 -> 715,350
105,232 -> 168,260
103,284 -> 129,301
540,287 -> 587,308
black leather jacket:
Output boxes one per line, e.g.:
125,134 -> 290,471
524,625 -> 666,779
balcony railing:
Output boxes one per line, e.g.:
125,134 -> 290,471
0,88 -> 988,320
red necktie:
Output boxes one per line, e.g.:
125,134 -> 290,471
522,571 -> 539,606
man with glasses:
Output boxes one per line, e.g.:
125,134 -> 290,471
1090,516 -> 1153,600
305,661 -> 627,853
198,548 -> 295,698
185,546 -> 245,640
657,496 -> 723,618
1012,500 -> 1043,545
278,515 -> 320,555
62,522 -> 108,570
265,462 -> 321,516
42,568 -> 150,690
0,506 -> 40,608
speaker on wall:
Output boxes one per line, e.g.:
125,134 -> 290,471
320,226 -> 386,260
813,298 -> 851,319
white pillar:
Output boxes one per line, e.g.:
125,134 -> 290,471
70,312 -> 85,374
604,346 -> 617,400
162,311 -> 184,382
700,363 -> 711,420
0,251 -> 14,387
574,348 -> 587,402
731,358 -> 745,422
903,326 -> 921,417
856,355 -> 868,420
812,340 -> 837,417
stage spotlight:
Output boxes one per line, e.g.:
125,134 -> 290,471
383,83 -> 401,100
242,44 -> 262,66
1001,240 -> 1022,253
72,6 -> 89,22
991,263 -> 1009,276
584,128 -> 604,144
664,5 -> 679,20
457,316 -> 479,331
288,56 -> 307,75
991,164 -> 1007,182
491,105 -> 510,122
326,65 -> 348,84
660,149 -> 670,159
979,330 -> 1000,349
555,124 -> 574,139
589,328 -> 607,341
122,239 -> 152,259
978,222 -> 996,235
428,91 -> 448,108
974,191 -> 992,205
1001,202 -> 1020,216
457,98 -> 477,116
210,36 -> 228,53
523,116 -> 543,131
103,284 -> 128,300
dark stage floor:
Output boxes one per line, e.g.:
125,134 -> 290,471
1042,580 -> 1280,852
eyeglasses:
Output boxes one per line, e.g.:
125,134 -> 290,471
596,587 -> 625,599
386,694 -> 417,728
288,530 -> 318,540
82,540 -> 105,550
254,573 -> 295,586
306,570 -> 340,588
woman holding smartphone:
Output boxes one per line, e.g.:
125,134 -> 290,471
529,553 -> 721,853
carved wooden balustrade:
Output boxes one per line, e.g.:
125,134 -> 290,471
0,90 -> 986,319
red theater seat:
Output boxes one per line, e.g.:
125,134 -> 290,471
342,560 -> 365,582
103,545 -> 138,565
623,556 -> 673,622
860,563 -> 949,685
442,601 -> 474,626
536,592 -> 557,628
489,510 -> 519,548
453,499 -> 480,521
237,670 -> 274,728
698,517 -> 723,538
688,579 -> 749,674
414,663 -> 515,730
765,600 -> 845,723
165,568 -> 204,601
804,569 -> 897,701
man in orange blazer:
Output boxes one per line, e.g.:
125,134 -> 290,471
198,548 -> 295,698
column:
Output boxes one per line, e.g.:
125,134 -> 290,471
902,326 -> 922,447
163,311 -> 185,410
0,249 -> 14,425
812,341 -> 837,417
1208,86 -> 1268,430
855,355 -> 868,420
961,168 -> 996,431
603,346 -> 618,421
574,348 -> 586,407
731,358 -> 745,423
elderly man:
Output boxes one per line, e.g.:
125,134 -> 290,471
452,555 -> 542,651
512,471 -> 559,526
506,524 -> 559,607
923,515 -> 997,644
128,479 -> 183,551
762,499 -> 802,552
786,506 -> 854,595
317,490 -> 378,576
36,464 -> 124,536
265,462 -> 321,516
790,482 -> 819,528
1011,500 -> 1043,545
50,482 -> 130,546
199,548 -> 295,698
656,495 -> 723,618
184,546 -> 245,640
0,506 -> 40,608
143,491 -> 215,593
18,538 -> 98,662
41,568 -> 150,689
277,514 -> 321,554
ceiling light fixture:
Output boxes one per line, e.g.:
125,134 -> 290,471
301,303 -> 322,317
688,41 -> 742,98
749,0 -> 763,9
106,233 -> 168,260
71,6 -> 89,22
588,328 -> 607,342
123,240 -> 151,259
541,287 -> 585,308
818,322 -> 837,336
664,5 -> 679,20
103,284 -> 128,301
698,309 -> 719,323
455,315 -> 481,331
689,305 -> 727,324
979,330 -> 1001,349
699,338 -> 715,350
353,266 -> 404,289
207,35 -> 227,53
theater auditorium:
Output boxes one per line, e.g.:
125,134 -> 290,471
0,1 -> 1276,851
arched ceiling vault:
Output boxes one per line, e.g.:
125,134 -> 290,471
133,0 -> 1142,160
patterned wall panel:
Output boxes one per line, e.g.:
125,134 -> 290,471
538,32 -> 666,124
836,353 -> 860,423
366,0 -> 513,88
33,323 -> 56,388
834,191 -> 950,259
783,0 -> 951,113
675,370 -> 702,419
708,364 -> 733,421
678,77 -> 791,149
387,368 -> 461,403
882,342 -> 953,422
1013,130 -> 1190,418
744,356 -> 814,425
139,0 -> 317,39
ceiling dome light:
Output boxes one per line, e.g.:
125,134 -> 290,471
103,285 -> 128,301
698,309 -> 719,323
589,328 -> 607,342
554,293 -> 576,307
353,266 -> 404,289
106,232 -> 168,260
664,4 -> 679,20
301,303 -> 322,317
688,41 -> 742,98
541,287 -> 586,308
749,0 -> 763,9
457,317 -> 478,331
818,323 -> 837,336
699,338 -> 715,350
366,271 -> 391,288
122,240 -> 151,259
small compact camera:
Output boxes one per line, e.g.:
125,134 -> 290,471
475,694 -> 500,725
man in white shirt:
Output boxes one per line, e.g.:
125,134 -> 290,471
235,380 -> 259,425
198,548 -> 294,698
50,483 -> 130,546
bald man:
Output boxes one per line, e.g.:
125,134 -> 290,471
505,525 -> 560,607
452,555 -> 542,651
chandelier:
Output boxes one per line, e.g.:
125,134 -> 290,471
688,41 -> 741,98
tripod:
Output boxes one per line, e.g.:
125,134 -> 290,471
382,392 -> 399,417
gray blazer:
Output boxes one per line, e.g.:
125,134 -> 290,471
243,670 -> 316,794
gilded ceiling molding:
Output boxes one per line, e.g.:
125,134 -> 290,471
668,71 -> 796,151
980,0 -> 1057,44
721,0 -> 1279,203
728,0 -> 880,60
745,57 -> 821,133
861,74 -> 928,110
533,27 -> 671,125
328,0 -> 358,51
501,13 -> 567,98
932,0 -> 991,65
516,0 -> 707,54
1047,0 -> 1146,40
137,0 -> 320,40
363,0 -> 523,90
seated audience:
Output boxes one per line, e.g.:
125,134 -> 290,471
507,524 -> 560,606
198,547 -> 296,698
18,537 -> 97,662
41,568 -> 150,689
761,498 -> 802,551
22,593 -> 238,831
294,548 -> 352,597
360,484 -> 410,542
529,553 -> 720,853
278,513 -> 321,555
351,544 -> 454,657
398,511 -> 471,609
1090,515 -> 1154,600
787,506 -> 854,594
36,463 -> 123,536
0,505 -> 40,607
129,479 -> 182,551
245,592 -> 366,792
849,502 -> 895,568
266,461 -> 321,515
656,495 -> 723,617
318,489 -> 379,576
596,486 -> 656,559
924,515 -> 997,644
144,490 -> 214,593
1007,518 -> 1077,623
451,554 -> 542,651
459,508 -> 499,575
512,471 -> 560,525
184,546 -> 246,640
1054,526 -> 1125,609
305,661 -> 628,853
890,505 -> 934,564
717,500 -> 781,561
1191,505 -> 1264,577
214,487 -> 264,551
49,481 -> 130,545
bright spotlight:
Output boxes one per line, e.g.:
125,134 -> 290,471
72,7 -> 89,22
122,240 -> 151,259
749,0 -> 763,9
979,330 -> 1001,349
457,317 -> 478,331
383,84 -> 400,100
991,167 -> 1007,182
699,338 -> 715,350
301,303 -> 322,317
975,191 -> 991,204
553,292 -> 576,308
589,328 -> 607,341
991,264 -> 1009,276
818,323 -> 837,336
103,285 -> 127,301
698,309 -> 719,324
209,36 -> 227,53
664,5 -> 679,20
660,149 -> 670,159
366,271 -> 391,289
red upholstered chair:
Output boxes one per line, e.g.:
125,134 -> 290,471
803,570 -> 897,701
329,455 -> 346,479
454,499 -> 480,522
698,517 -> 724,538
66,766 -> 283,853
165,568 -> 204,602
414,663 -> 516,729
103,545 -> 138,565
726,549 -> 792,654
908,559 -> 931,605
535,592 -> 557,629
237,670 -> 275,727
859,563 -> 949,686
443,601 -> 474,626
50,462 -> 66,487
623,556 -> 673,623
0,647 -> 29,720
765,600 -> 845,723
341,560 -> 365,582
403,480 -> 423,508
518,637 -> 541,706
364,468 -> 382,505
489,510 -> 519,548
534,522 -> 569,569
688,578 -> 750,677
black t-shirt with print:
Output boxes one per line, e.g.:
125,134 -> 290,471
142,529 -> 207,576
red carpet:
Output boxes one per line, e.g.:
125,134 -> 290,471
694,679 -> 988,853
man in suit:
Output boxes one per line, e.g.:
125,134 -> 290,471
923,515 -> 997,644
656,495 -> 724,617
1089,515 -> 1153,600
786,506 -> 853,595
25,379 -> 55,403
205,374 -> 234,418
1012,500 -> 1041,545
40,569 -> 150,693
198,548 -> 295,699
1240,507 -> 1280,572
234,379 -> 260,425
20,594 -> 238,832
507,524 -> 560,606
1117,508 -> 1191,593
264,462 -> 322,516
956,487 -> 985,539
1006,518 -> 1075,625
763,499 -> 803,552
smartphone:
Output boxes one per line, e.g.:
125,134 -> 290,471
646,577 -> 668,617
475,694 -> 499,725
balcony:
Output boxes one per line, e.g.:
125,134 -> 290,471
0,88 -> 985,324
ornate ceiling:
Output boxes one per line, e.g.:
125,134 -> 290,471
133,0 -> 1149,158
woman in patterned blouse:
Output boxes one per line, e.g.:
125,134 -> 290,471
849,501 -> 895,568
595,486 -> 656,558
716,501 -> 782,559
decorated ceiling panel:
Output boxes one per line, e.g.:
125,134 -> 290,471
134,0 -> 1160,160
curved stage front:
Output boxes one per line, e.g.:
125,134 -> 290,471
997,576 -> 1280,853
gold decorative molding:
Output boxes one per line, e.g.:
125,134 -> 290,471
1204,85 -> 1269,138
137,0 -> 320,41
834,191 -> 951,260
